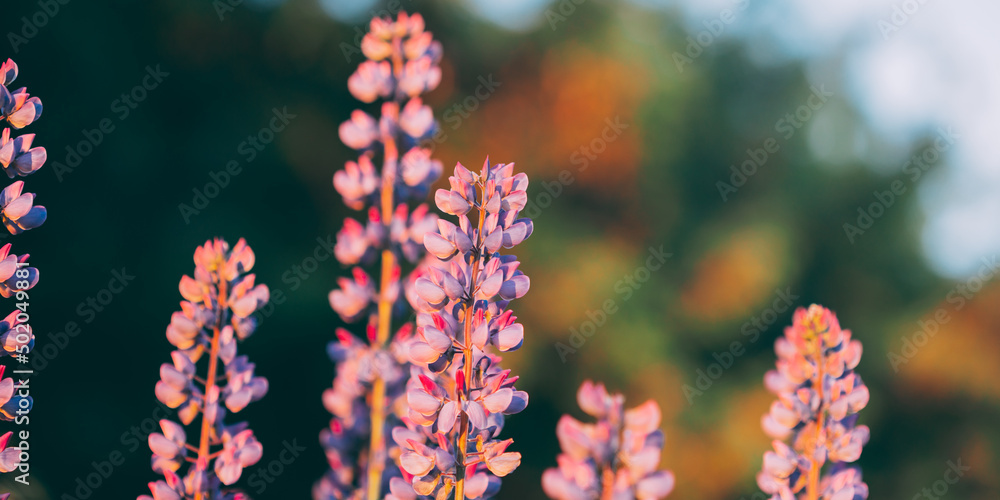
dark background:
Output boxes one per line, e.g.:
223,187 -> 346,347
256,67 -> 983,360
1,0 -> 997,498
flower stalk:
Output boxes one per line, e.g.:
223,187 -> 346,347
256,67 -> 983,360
757,305 -> 870,500
0,57 -> 46,483
400,159 -> 533,499
193,276 -> 227,500
139,238 -> 270,500
318,11 -> 443,499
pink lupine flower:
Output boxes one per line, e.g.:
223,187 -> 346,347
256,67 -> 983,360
391,204 -> 439,263
0,60 -> 45,485
317,10 -> 445,500
398,57 -> 442,98
328,267 -> 376,322
0,86 -> 42,130
0,180 -> 45,234
149,420 -> 187,474
335,212 -> 383,266
0,365 -> 30,422
399,98 -> 435,140
397,159 -> 532,499
354,13 -> 441,101
334,156 -> 380,210
757,305 -> 870,500
0,244 -> 37,298
399,148 -> 442,194
0,60 -> 47,180
0,64 -> 48,244
0,310 -> 32,357
0,60 -> 17,87
214,428 -> 263,484
141,238 -> 269,499
0,128 -> 46,178
349,61 -> 394,104
0,58 -> 46,356
542,381 -> 675,500
340,110 -> 380,150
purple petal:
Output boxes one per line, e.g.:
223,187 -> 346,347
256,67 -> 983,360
495,323 -> 523,351
636,471 -> 675,498
424,232 -> 457,260
465,400 -> 487,430
502,219 -> 532,248
483,388 -> 513,413
499,275 -> 529,300
485,451 -> 521,477
438,400 -> 458,433
400,451 -> 434,476
414,278 -> 447,307
407,389 -> 440,415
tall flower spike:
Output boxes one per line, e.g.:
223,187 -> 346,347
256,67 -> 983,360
757,305 -> 870,500
0,58 -> 45,486
317,11 -> 444,500
399,158 -> 533,499
542,381 -> 676,500
140,238 -> 269,500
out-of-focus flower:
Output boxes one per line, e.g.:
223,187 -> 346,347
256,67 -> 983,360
399,98 -> 435,141
349,61 -> 393,104
542,380 -> 675,499
757,305 -> 870,500
335,210 -> 384,266
329,267 -> 376,323
142,238 -> 269,499
215,429 -> 263,484
334,155 -> 380,211
340,110 -> 380,150
149,420 -> 187,474
400,147 -> 441,191
354,12 -> 441,102
398,57 -> 441,98
318,10 -> 446,499
390,203 -> 438,263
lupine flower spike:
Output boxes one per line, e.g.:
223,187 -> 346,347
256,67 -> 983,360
542,380 -> 675,499
317,11 -> 442,500
397,158 -> 532,499
139,238 -> 270,500
0,57 -> 46,484
758,305 -> 870,500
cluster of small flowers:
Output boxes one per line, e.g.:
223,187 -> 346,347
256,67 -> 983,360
0,58 -> 45,484
542,381 -> 675,499
0,58 -> 46,236
334,11 -> 442,210
318,323 -> 414,498
139,238 -> 270,500
758,305 -> 870,500
396,159 -> 532,499
316,11 -> 443,500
